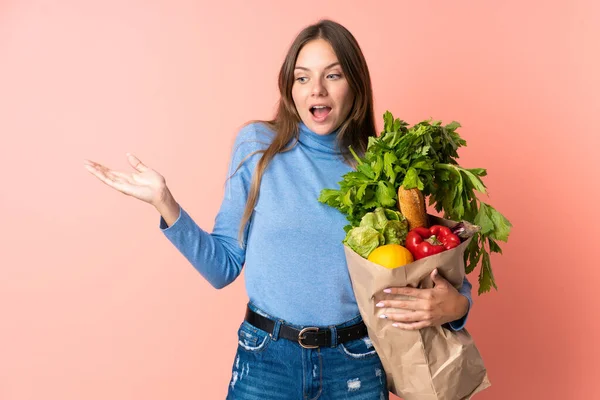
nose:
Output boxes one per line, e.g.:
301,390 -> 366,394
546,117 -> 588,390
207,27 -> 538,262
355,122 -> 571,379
311,78 -> 327,97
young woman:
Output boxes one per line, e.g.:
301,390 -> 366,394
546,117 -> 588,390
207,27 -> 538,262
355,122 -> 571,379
84,19 -> 472,400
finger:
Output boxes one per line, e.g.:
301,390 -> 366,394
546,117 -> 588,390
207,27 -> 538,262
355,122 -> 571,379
84,163 -> 131,193
430,268 -> 438,280
384,311 -> 431,323
84,163 -> 118,187
109,170 -> 135,183
86,164 -> 121,182
84,160 -> 134,183
84,160 -> 119,178
376,299 -> 429,311
127,153 -> 148,172
391,320 -> 431,330
379,308 -> 413,318
431,268 -> 449,287
83,159 -> 105,169
384,286 -> 432,300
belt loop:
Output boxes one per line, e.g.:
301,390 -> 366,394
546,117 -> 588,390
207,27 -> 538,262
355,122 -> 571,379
329,325 -> 337,348
271,319 -> 282,341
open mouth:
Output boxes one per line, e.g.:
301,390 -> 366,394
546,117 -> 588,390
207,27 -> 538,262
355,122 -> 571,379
310,105 -> 332,120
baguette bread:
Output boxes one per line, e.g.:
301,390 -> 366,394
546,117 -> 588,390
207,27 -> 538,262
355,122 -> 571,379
397,186 -> 428,230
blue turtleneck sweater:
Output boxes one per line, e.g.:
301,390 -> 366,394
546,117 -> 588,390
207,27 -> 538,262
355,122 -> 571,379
159,121 -> 472,328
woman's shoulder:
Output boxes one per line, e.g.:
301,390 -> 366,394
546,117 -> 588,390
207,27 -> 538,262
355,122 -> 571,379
230,121 -> 276,161
236,121 -> 276,143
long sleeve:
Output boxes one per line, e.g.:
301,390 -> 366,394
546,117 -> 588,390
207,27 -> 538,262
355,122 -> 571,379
448,276 -> 473,331
158,123 -> 269,289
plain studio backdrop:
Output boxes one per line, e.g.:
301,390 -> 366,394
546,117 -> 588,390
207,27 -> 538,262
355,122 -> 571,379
1,1 -> 598,399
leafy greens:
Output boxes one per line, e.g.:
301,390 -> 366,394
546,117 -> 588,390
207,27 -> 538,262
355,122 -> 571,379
318,111 -> 512,294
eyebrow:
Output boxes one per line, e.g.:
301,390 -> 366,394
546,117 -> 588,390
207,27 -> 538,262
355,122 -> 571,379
294,62 -> 341,71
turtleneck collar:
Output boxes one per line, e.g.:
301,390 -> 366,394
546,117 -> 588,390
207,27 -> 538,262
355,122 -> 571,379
297,121 -> 342,154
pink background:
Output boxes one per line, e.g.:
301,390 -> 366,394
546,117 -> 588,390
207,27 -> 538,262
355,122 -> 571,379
1,1 -> 598,399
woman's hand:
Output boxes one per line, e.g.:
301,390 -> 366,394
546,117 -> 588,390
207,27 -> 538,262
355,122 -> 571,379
376,268 -> 469,330
83,153 -> 167,207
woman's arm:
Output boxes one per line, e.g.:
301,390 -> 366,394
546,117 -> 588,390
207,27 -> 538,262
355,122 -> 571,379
157,123 -> 268,289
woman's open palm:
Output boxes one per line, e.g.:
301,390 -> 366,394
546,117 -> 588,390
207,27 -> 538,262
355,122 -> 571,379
83,153 -> 166,206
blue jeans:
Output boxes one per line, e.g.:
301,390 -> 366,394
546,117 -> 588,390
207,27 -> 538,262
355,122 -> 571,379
226,302 -> 389,400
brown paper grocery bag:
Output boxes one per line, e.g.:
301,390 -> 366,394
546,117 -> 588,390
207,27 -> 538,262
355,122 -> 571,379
343,216 -> 491,400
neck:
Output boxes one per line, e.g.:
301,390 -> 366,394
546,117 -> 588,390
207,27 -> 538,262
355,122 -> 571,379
298,121 -> 342,154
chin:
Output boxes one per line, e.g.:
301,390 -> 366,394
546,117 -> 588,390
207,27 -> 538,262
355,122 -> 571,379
305,118 -> 337,136
312,126 -> 333,135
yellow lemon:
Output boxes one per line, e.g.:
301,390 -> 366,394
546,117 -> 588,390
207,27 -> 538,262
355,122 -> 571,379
367,244 -> 414,269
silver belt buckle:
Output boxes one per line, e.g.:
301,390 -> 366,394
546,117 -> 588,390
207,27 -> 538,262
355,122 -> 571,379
298,327 -> 319,349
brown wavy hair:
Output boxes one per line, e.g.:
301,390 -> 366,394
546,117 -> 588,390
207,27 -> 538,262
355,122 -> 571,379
235,19 -> 376,245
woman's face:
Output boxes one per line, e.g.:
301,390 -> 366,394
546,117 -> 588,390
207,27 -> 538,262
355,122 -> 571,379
292,39 -> 354,136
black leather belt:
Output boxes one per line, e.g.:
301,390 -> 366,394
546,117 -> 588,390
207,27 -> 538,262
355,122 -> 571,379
244,306 -> 368,349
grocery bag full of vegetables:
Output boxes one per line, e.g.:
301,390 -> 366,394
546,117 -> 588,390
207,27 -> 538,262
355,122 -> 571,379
318,112 -> 512,400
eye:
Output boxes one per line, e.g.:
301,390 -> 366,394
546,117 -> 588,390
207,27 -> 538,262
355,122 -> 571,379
295,76 -> 308,83
327,73 -> 342,79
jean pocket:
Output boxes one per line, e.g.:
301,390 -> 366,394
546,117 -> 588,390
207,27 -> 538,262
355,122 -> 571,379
237,321 -> 271,353
337,335 -> 378,360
